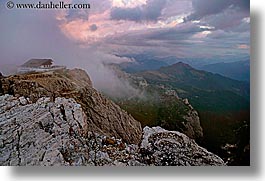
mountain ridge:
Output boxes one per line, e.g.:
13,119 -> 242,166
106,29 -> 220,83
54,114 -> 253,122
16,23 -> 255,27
132,62 -> 250,165
0,95 -> 225,166
0,69 -> 142,144
0,69 -> 225,166
105,64 -> 204,141
136,61 -> 249,98
199,60 -> 250,82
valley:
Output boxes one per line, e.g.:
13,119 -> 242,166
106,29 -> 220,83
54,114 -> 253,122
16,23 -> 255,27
108,61 -> 250,165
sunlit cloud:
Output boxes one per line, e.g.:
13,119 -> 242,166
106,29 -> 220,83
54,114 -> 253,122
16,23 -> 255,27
0,0 -> 250,96
237,44 -> 249,49
1,0 -> 250,68
57,1 -> 188,45
242,17 -> 250,24
192,30 -> 212,39
112,0 -> 148,8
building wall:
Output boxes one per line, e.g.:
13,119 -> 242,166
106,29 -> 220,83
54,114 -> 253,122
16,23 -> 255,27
17,66 -> 66,74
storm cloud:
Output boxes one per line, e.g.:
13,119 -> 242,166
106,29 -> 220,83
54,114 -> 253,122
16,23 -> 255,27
89,24 -> 98,31
186,0 -> 250,21
110,0 -> 167,22
0,0 -> 250,93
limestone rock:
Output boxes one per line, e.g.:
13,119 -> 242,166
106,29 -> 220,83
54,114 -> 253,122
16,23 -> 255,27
0,96 -> 141,166
0,74 -> 3,95
0,95 -> 89,166
0,69 -> 142,144
181,98 -> 203,139
0,95 -> 225,166
139,126 -> 225,166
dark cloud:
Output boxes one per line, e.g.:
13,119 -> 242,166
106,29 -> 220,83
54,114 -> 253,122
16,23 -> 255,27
110,0 -> 167,22
65,0 -> 92,21
105,22 -> 213,50
103,18 -> 249,59
145,23 -> 208,40
66,10 -> 89,21
204,8 -> 249,32
89,24 -> 98,32
0,0 -> 250,76
186,0 -> 250,21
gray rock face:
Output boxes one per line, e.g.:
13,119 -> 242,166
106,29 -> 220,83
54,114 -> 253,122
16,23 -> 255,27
182,98 -> 203,139
139,126 -> 225,166
0,69 -> 142,144
0,96 -> 225,166
0,74 -> 3,95
0,95 -> 90,166
0,95 -> 143,166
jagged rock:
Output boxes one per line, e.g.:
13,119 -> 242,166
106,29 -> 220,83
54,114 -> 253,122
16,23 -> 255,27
156,96 -> 203,140
140,126 -> 225,166
107,65 -> 203,140
183,98 -> 189,105
18,96 -> 28,105
0,96 -> 141,166
0,95 -> 225,166
182,114 -> 203,140
0,73 -> 3,95
0,69 -> 142,144
182,98 -> 203,139
0,95 -> 90,166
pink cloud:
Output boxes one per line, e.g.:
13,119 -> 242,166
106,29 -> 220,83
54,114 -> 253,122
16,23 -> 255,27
237,44 -> 249,49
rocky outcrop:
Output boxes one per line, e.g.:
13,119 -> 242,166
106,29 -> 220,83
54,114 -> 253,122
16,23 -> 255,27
108,65 -> 203,140
0,95 -> 90,166
181,98 -> 203,139
0,95 -> 225,166
0,69 -> 142,144
0,72 -> 3,95
0,95 -> 143,166
140,127 -> 225,166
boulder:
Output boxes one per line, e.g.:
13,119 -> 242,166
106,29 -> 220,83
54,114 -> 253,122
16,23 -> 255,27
140,126 -> 225,166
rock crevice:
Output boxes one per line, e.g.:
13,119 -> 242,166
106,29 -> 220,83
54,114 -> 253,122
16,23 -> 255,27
0,69 -> 142,144
0,95 -> 225,166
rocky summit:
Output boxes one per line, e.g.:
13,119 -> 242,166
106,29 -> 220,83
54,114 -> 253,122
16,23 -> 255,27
0,95 -> 89,166
140,127 -> 225,166
0,95 -> 225,166
0,69 -> 225,166
0,69 -> 142,144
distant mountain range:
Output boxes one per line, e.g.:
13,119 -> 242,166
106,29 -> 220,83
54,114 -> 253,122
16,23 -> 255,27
131,62 -> 250,165
199,60 -> 250,82
118,54 -> 168,73
117,54 -> 250,82
106,61 -> 250,165
135,62 -> 249,109
105,64 -> 204,141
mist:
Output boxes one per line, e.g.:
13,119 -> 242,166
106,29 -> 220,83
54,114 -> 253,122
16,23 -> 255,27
61,50 -> 142,98
0,0 -> 249,99
0,2 -> 140,99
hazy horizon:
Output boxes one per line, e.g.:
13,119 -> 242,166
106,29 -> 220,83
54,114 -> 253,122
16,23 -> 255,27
0,0 -> 250,94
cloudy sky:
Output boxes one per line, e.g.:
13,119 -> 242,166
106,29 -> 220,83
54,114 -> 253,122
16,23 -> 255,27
0,0 -> 250,93
60,0 -> 250,56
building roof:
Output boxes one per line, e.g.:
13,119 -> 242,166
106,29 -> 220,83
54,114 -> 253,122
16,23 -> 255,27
21,59 -> 53,68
